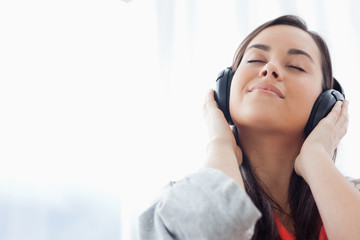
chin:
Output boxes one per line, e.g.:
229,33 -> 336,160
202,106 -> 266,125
234,116 -> 278,131
232,111 -> 306,136
232,104 -> 278,123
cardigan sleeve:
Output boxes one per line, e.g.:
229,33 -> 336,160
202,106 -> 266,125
138,168 -> 261,240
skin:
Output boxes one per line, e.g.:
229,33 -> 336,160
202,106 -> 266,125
203,25 -> 360,239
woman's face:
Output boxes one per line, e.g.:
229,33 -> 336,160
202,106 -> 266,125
230,25 -> 323,135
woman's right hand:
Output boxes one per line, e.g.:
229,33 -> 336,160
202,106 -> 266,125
202,89 -> 243,167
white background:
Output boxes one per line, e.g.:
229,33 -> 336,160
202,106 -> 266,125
0,0 -> 359,239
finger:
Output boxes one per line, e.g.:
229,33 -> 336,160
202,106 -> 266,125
203,89 -> 213,111
205,89 -> 221,113
206,89 -> 216,106
203,89 -> 218,120
325,100 -> 343,123
207,89 -> 214,101
336,100 -> 349,136
336,100 -> 349,125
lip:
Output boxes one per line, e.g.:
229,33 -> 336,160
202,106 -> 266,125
249,83 -> 285,99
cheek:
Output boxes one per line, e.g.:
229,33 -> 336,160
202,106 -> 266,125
228,73 -> 248,123
229,69 -> 250,110
230,66 -> 253,96
286,84 -> 322,124
290,78 -> 322,106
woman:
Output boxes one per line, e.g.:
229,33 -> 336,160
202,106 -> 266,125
139,15 -> 360,240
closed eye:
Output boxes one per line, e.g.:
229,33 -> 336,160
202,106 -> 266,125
247,59 -> 266,63
288,65 -> 306,72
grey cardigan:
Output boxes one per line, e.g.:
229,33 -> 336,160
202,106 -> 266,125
138,168 -> 360,240
138,168 -> 261,240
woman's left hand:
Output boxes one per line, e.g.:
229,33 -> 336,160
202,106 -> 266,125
294,100 -> 349,179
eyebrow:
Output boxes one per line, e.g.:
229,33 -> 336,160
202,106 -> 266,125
287,48 -> 314,62
246,44 -> 314,63
247,44 -> 270,52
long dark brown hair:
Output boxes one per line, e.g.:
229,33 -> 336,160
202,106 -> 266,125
231,15 -> 334,239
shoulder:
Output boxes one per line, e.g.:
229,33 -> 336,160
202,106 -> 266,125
346,177 -> 360,191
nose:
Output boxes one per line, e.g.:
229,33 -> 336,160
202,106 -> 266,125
259,63 -> 280,80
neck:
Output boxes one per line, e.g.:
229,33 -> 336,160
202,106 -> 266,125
237,126 -> 304,210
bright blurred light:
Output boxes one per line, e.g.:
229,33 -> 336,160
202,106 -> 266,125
0,0 -> 359,239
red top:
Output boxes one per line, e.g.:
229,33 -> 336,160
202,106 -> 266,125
273,214 -> 328,240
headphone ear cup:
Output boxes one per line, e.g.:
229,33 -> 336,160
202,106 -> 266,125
304,89 -> 344,136
214,68 -> 234,125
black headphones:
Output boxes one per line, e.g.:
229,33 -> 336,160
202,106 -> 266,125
214,67 -> 345,136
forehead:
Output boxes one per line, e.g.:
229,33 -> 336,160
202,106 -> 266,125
247,25 -> 321,63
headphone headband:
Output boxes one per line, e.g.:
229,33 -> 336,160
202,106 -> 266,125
333,77 -> 344,97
